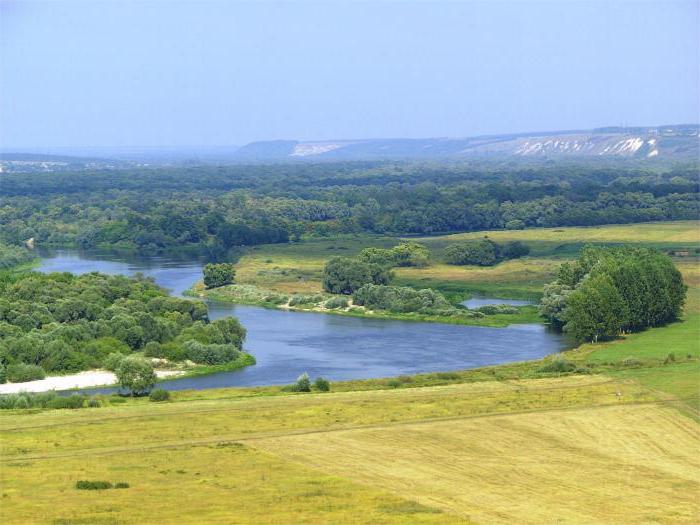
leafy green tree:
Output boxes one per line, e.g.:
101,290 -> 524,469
115,356 -> 156,396
564,274 -> 629,342
391,242 -> 430,267
203,263 -> 236,289
322,257 -> 392,295
539,282 -> 573,328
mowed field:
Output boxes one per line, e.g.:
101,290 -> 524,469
1,374 -> 698,524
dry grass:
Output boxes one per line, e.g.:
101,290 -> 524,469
255,404 -> 700,524
2,372 -> 697,524
1,444 -> 459,525
412,220 -> 700,245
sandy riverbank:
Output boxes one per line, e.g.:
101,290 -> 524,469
0,370 -> 184,394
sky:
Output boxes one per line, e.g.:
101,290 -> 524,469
1,0 -> 698,149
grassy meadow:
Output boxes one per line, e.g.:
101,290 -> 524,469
196,219 -> 699,303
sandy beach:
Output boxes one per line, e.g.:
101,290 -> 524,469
0,370 -> 184,394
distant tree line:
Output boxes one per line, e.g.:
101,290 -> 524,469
540,246 -> 686,342
0,162 -> 697,253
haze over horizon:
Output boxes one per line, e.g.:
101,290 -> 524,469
1,0 -> 698,150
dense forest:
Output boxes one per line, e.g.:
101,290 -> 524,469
0,161 -> 697,254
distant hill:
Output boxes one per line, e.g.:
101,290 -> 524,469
234,124 -> 699,161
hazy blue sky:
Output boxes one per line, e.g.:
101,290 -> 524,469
1,0 -> 698,148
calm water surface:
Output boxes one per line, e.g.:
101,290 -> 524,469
37,248 -> 569,391
462,297 -> 533,308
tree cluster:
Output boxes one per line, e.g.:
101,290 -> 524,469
322,257 -> 392,294
358,242 -> 430,268
540,246 -> 686,342
444,239 -> 530,266
0,271 -> 246,382
352,284 -> 453,314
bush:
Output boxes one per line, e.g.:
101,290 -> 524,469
314,377 -> 330,392
288,294 -> 323,307
183,340 -> 239,365
114,482 -> 130,489
622,357 -> 642,367
352,284 -> 453,314
664,352 -> 676,364
14,395 -> 29,409
75,480 -> 113,490
203,263 -> 236,289
6,363 -> 46,383
324,296 -> 349,309
103,352 -> 127,371
287,372 -> 311,392
47,394 -> 85,410
149,388 -> 170,402
143,341 -> 163,357
537,359 -> 577,373
505,219 -> 525,230
0,363 -> 5,384
476,304 -> 519,315
87,397 -> 101,408
501,241 -> 530,259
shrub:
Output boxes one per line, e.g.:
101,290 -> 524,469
664,352 -> 676,364
143,341 -> 163,357
314,377 -> 330,392
183,340 -> 239,365
505,219 -> 525,230
75,480 -> 113,490
0,363 -> 5,384
114,482 -> 130,489
149,388 -> 170,402
288,294 -> 323,307
500,241 -> 530,259
537,359 -> 577,373
103,352 -> 127,371
87,397 -> 101,408
48,394 -> 85,410
324,296 -> 349,309
14,395 -> 30,409
622,357 -> 642,367
387,379 -> 401,388
353,284 -> 453,314
288,372 -> 311,392
6,363 -> 46,383
476,304 -> 518,315
203,263 -> 236,289
0,394 -> 20,409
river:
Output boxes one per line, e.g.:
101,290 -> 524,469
36,248 -> 569,391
